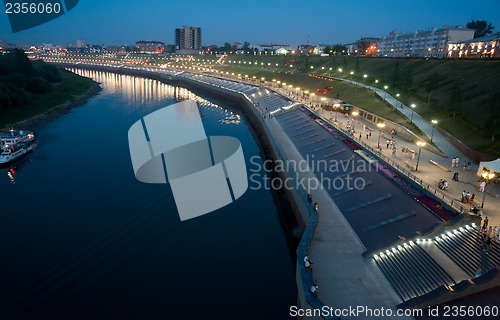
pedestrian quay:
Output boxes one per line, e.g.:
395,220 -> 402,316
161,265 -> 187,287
51,61 -> 500,319
175,70 -> 500,317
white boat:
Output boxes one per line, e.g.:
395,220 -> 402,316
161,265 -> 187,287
0,129 -> 35,165
0,143 -> 33,166
0,130 -> 35,149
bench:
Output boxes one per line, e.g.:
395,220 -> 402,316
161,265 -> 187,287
404,161 -> 415,171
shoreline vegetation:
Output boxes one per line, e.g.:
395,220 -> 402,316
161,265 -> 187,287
0,50 -> 101,130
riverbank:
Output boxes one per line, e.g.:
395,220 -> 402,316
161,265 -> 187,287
0,70 -> 101,130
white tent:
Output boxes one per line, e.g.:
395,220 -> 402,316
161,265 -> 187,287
477,158 -> 500,177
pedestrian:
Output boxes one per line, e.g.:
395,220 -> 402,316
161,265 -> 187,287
386,140 -> 390,149
471,194 -> 475,202
461,190 -> 466,203
305,259 -> 312,269
310,284 -> 319,295
483,216 -> 489,232
456,157 -> 460,168
366,132 -> 369,139
451,157 -> 456,168
479,181 -> 486,192
488,225 -> 493,236
392,146 -> 396,156
359,133 -> 362,140
484,236 -> 492,254
475,269 -> 482,277
411,151 -> 415,160
452,172 -> 459,181
465,191 -> 471,203
368,131 -> 372,139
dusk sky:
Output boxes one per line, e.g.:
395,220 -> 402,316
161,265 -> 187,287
1,0 -> 500,46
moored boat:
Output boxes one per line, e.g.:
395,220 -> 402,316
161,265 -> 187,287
0,143 -> 33,166
0,129 -> 35,165
0,130 -> 35,149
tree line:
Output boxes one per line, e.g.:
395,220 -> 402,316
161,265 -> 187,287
0,49 -> 61,112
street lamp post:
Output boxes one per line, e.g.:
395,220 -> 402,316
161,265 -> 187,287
431,120 -> 438,143
334,103 -> 340,122
384,85 -> 389,100
410,104 -> 416,123
351,111 -> 359,132
377,123 -> 385,148
415,141 -> 426,171
481,172 -> 496,208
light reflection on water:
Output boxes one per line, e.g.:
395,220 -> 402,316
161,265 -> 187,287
0,70 -> 296,320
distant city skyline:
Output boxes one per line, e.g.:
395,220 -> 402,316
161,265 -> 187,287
1,0 -> 500,46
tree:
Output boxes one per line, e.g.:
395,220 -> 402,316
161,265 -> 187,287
447,80 -> 462,118
323,46 -> 332,55
392,61 -> 401,85
466,20 -> 495,38
332,44 -> 347,56
39,64 -> 61,83
11,48 -> 35,76
486,92 -> 500,142
242,42 -> 251,53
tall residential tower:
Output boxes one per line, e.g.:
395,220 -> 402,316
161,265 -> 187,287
175,26 -> 202,53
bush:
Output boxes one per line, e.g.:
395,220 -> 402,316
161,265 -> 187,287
39,64 -> 61,83
25,77 -> 51,94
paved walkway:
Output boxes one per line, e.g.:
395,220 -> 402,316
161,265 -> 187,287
275,79 -> 500,233
266,116 -> 411,318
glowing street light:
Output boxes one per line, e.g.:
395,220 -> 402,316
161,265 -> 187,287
377,123 -> 385,148
333,103 -> 341,122
352,111 -> 359,131
410,104 -> 416,123
481,172 -> 496,208
415,141 -> 426,171
431,120 -> 438,142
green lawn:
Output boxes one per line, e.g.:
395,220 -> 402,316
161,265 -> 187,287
185,55 -> 500,157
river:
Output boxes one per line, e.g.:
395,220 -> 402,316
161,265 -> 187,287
0,70 -> 297,320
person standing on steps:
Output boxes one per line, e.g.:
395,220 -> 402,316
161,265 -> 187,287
482,216 -> 489,232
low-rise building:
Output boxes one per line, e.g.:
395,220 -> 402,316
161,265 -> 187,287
448,34 -> 500,58
377,26 -> 475,58
135,41 -> 166,54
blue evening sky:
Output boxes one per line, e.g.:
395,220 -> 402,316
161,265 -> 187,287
1,0 -> 500,46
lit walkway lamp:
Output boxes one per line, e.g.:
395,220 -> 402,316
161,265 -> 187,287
431,120 -> 438,143
333,103 -> 340,122
351,110 -> 359,131
415,141 -> 426,171
481,172 -> 496,208
410,104 -> 416,123
383,86 -> 389,100
377,123 -> 385,148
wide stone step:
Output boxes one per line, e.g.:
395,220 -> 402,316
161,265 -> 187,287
373,242 -> 455,301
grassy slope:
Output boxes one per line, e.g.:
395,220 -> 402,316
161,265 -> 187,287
0,68 -> 94,127
193,55 -> 500,157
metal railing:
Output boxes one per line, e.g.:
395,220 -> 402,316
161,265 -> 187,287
304,105 -> 470,216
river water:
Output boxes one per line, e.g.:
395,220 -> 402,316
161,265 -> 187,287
0,70 -> 297,320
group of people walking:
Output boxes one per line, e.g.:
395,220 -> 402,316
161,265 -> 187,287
461,190 -> 475,204
480,216 -> 499,254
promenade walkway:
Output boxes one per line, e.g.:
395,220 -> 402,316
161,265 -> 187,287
278,78 -> 500,233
